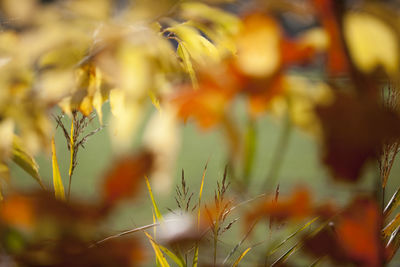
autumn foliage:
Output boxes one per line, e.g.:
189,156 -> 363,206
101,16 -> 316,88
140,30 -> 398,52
1,0 -> 400,266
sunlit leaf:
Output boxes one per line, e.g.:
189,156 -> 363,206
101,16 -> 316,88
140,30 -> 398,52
344,12 -> 399,75
12,136 -> 45,189
235,14 -> 280,78
51,138 -> 65,201
177,43 -> 198,88
167,23 -> 220,65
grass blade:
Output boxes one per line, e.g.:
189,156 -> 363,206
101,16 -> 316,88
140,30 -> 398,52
383,213 -> 400,240
268,217 -> 319,256
232,247 -> 251,267
384,187 -> 400,218
51,138 -> 65,201
145,175 -> 163,221
159,243 -> 186,267
67,119 -> 74,200
271,241 -> 301,266
270,220 -> 327,266
385,225 -> 400,261
193,161 -> 208,267
144,232 -> 170,267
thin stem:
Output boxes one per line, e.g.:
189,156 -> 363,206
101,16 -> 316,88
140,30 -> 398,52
262,111 -> 292,192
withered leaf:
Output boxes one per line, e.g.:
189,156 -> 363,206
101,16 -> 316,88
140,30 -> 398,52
316,94 -> 400,181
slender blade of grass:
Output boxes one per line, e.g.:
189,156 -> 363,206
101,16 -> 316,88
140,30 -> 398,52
67,119 -> 74,200
383,213 -> 400,239
51,138 -> 65,201
159,243 -> 186,267
384,187 -> 400,218
268,217 -> 319,256
145,175 -> 163,221
385,226 -> 400,261
270,220 -> 327,266
144,232 -> 170,267
193,161 -> 208,267
232,247 -> 251,267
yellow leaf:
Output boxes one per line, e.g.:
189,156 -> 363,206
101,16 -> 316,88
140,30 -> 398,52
177,43 -> 198,88
167,23 -> 220,64
51,138 -> 65,201
109,89 -> 143,151
344,12 -> 399,75
235,14 -> 281,78
0,119 -> 14,161
12,135 -> 45,189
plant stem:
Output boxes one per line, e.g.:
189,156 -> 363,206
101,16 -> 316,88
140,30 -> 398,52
262,112 -> 292,193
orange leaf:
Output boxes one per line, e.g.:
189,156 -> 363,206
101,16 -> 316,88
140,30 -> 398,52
336,197 -> 383,267
102,150 -> 154,205
246,187 -> 312,227
0,195 -> 35,230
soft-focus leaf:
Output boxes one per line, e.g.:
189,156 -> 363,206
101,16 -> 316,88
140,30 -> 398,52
143,104 -> 179,194
102,151 -> 153,205
167,23 -> 220,65
344,12 -> 399,75
246,188 -> 312,226
12,136 -> 45,189
51,138 -> 65,201
0,194 -> 35,230
177,43 -> 198,88
109,89 -> 143,151
316,94 -> 400,181
335,197 -> 382,266
312,0 -> 349,74
235,14 -> 281,78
